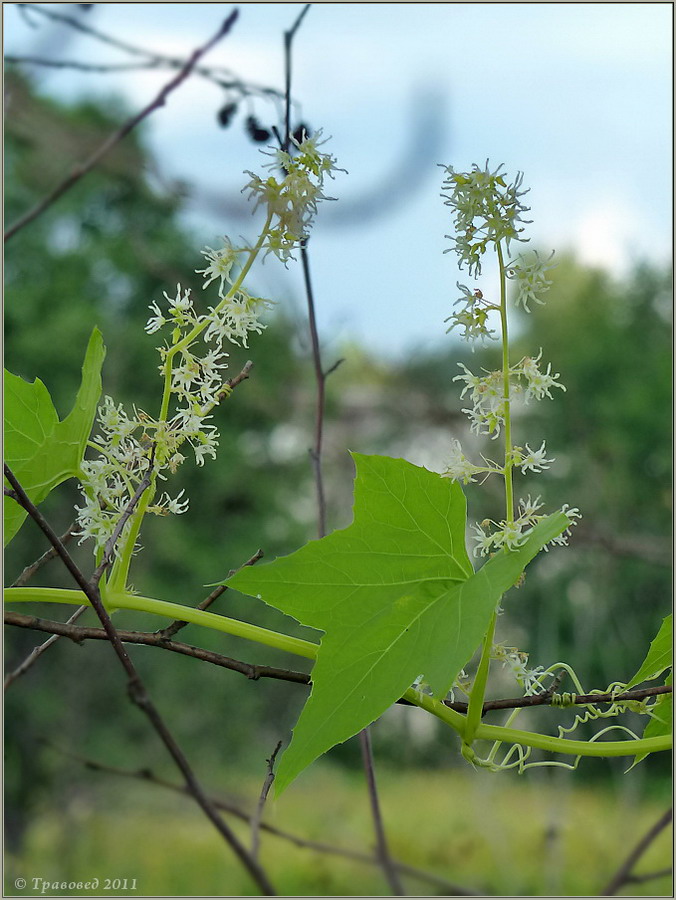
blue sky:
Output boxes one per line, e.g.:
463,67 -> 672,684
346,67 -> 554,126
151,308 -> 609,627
5,3 -> 672,357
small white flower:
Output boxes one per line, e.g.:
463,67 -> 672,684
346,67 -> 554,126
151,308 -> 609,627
171,407 -> 205,436
166,489 -> 189,515
472,522 -> 498,557
145,300 -> 166,335
519,441 -> 554,474
518,495 -> 544,522
442,439 -> 484,484
547,503 -> 583,549
164,283 -> 192,311
193,431 -> 218,466
196,239 -> 239,294
168,452 -> 186,474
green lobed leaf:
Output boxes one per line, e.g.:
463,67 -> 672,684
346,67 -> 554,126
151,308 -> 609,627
626,614 -> 672,690
4,328 -> 105,545
227,453 -> 568,792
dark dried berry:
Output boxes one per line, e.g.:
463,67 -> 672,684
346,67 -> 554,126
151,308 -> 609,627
217,101 -> 238,128
293,123 -> 312,144
246,115 -> 271,143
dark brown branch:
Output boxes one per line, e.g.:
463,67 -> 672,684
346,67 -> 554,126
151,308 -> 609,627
601,807 -> 672,895
3,464 -> 275,895
441,684 -> 673,715
623,867 -> 673,885
6,610 -> 670,710
283,5 -> 311,154
251,741 -> 283,861
45,745 -> 480,896
300,244 -> 328,539
10,520 -> 78,587
5,10 -> 239,243
4,604 -> 87,691
5,610 -> 310,685
359,728 -> 406,895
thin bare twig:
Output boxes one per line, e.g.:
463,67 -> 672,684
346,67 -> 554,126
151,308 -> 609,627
5,10 -> 239,243
215,359 -> 254,404
601,807 -> 673,895
4,464 -> 276,895
154,546 -> 264,641
5,610 -> 310,686
4,604 -> 87,691
251,741 -> 283,861
44,744 -> 480,895
359,728 -> 406,895
441,684 -> 673,715
283,5 -> 311,155
6,55 -> 166,73
10,520 -> 78,587
324,357 -> 345,378
623,867 -> 673,885
4,611 -> 671,712
300,244 -> 328,537
13,6 -> 283,99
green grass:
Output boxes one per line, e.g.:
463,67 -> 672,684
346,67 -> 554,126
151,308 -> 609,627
5,765 -> 672,897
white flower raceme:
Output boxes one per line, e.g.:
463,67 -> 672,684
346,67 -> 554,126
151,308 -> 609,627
77,130 -> 339,560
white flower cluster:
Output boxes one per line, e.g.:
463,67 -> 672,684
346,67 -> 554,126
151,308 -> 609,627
445,283 -> 497,344
75,397 -> 184,554
243,129 -> 344,263
450,353 -> 564,444
440,160 -> 531,276
506,250 -> 556,312
492,643 -> 547,695
472,495 -> 547,557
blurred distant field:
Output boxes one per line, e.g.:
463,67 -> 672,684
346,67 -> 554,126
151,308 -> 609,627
5,765 -> 672,897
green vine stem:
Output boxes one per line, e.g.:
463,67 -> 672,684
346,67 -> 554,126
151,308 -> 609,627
464,609 -> 497,744
496,240 -> 514,521
5,586 -> 316,660
5,586 -> 670,760
463,240 -> 512,747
